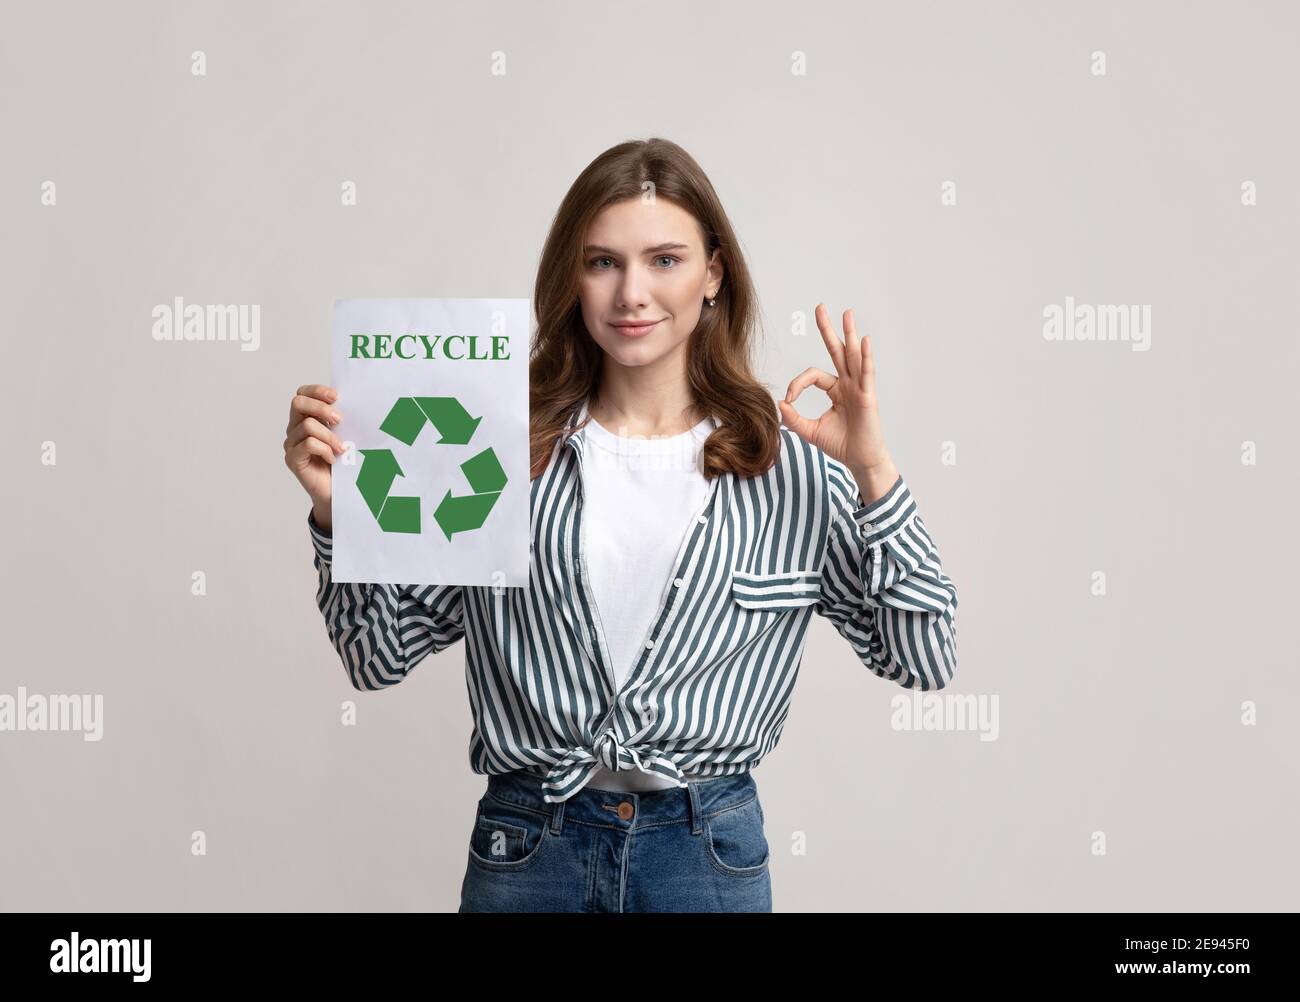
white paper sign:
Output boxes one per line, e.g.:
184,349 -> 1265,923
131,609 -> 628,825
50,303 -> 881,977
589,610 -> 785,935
329,298 -> 530,587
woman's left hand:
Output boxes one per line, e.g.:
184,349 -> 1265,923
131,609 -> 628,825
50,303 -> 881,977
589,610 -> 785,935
778,304 -> 899,500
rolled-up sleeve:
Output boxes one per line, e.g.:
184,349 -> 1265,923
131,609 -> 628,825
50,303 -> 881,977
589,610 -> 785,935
309,509 -> 466,690
815,460 -> 958,691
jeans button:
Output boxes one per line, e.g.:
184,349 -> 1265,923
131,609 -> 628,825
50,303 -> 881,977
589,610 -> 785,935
617,802 -> 634,821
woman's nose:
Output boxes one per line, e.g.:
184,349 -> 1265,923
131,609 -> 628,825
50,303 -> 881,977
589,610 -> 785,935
616,263 -> 651,308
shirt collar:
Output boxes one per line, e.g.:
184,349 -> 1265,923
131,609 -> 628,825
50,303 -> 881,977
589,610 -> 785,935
560,402 -> 733,519
562,403 -> 589,457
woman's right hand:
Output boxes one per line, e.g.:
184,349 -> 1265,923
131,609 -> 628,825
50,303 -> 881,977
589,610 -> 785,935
284,383 -> 347,529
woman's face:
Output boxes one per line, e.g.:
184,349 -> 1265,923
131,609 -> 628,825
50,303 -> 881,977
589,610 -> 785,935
577,196 -> 722,371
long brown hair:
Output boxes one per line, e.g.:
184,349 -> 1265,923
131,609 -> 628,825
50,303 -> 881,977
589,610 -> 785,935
528,137 -> 780,480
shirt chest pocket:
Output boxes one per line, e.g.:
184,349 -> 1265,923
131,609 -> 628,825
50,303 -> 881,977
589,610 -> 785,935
730,569 -> 822,611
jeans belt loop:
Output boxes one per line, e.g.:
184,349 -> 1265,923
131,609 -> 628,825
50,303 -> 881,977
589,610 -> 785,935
687,780 -> 705,836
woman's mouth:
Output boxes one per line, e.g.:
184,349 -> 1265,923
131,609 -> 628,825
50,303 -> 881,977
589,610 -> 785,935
610,319 -> 662,337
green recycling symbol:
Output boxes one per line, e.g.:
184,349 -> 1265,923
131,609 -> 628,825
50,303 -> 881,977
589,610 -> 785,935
355,396 -> 506,540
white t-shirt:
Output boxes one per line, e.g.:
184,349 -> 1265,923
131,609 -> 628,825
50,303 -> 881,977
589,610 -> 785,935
577,402 -> 717,794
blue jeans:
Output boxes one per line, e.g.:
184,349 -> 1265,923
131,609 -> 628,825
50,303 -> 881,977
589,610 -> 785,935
458,769 -> 772,912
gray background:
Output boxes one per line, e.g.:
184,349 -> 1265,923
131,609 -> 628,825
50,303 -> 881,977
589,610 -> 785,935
2,0 -> 1296,911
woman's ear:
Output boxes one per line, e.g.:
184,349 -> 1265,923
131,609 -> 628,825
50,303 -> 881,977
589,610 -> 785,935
706,247 -> 724,299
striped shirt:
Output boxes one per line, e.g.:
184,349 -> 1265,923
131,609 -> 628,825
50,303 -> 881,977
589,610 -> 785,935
308,411 -> 958,803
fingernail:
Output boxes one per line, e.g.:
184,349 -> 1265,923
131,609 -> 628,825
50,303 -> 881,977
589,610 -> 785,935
331,412 -> 342,423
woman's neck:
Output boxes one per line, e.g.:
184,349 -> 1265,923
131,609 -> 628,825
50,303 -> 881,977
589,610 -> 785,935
588,363 -> 703,437
587,392 -> 705,438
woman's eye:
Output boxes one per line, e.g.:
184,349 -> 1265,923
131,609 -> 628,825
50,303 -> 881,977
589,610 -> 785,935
587,255 -> 680,269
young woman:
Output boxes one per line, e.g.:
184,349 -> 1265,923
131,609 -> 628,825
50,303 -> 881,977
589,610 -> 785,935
282,138 -> 958,912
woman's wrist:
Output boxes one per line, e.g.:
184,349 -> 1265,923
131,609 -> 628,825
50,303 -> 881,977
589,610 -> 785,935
848,457 -> 900,506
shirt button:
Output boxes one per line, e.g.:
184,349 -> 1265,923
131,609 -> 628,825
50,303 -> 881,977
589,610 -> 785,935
617,802 -> 634,821
673,578 -> 684,588
645,639 -> 655,649
697,515 -> 707,524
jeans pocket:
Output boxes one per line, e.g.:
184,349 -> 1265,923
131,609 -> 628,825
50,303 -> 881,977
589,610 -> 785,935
704,796 -> 770,877
467,795 -> 551,871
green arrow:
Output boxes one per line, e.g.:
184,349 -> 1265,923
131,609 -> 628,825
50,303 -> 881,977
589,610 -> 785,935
432,448 -> 508,540
378,396 -> 482,447
433,489 -> 503,541
460,447 -> 507,493
357,449 -> 421,534
356,449 -> 404,517
378,398 -> 431,446
413,397 -> 482,444
378,495 -> 421,534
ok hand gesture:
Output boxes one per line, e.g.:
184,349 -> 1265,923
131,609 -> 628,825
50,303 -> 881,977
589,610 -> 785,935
778,304 -> 899,502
